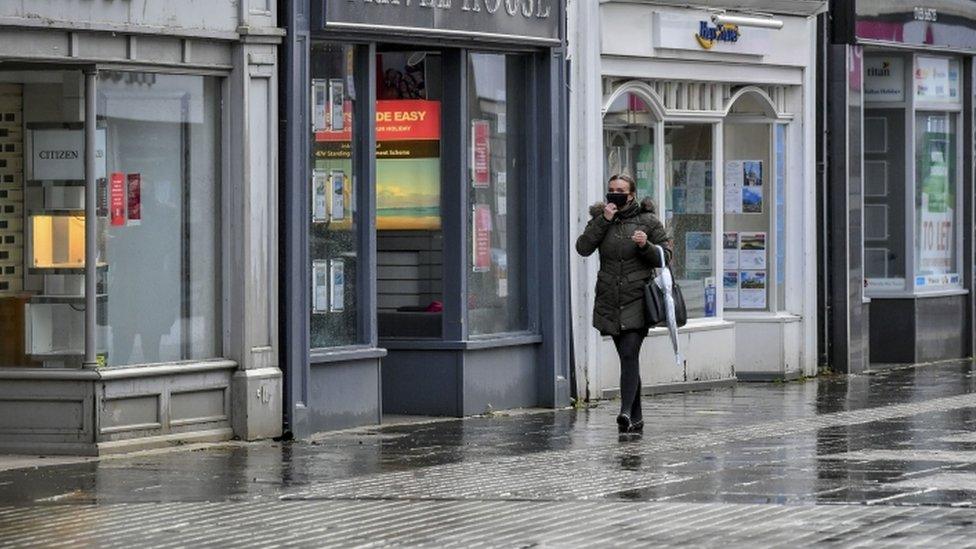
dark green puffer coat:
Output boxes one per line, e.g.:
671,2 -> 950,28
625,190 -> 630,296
576,198 -> 671,336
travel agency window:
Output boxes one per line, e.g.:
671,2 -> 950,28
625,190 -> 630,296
665,121 -> 717,319
862,53 -> 964,294
466,52 -> 528,336
722,90 -> 788,313
96,71 -> 222,367
310,43 -> 364,347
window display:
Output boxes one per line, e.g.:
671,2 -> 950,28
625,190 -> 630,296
665,123 -> 714,318
466,52 -> 527,335
0,71 -> 108,368
724,122 -> 773,311
311,43 -> 360,347
914,112 -> 959,287
97,71 -> 221,366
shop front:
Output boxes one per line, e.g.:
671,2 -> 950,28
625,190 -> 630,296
569,1 -> 823,395
281,0 -> 571,434
827,2 -> 976,370
0,3 -> 282,454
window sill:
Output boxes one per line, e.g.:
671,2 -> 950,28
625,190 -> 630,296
725,311 -> 802,323
647,317 -> 734,336
309,346 -> 388,365
866,288 -> 969,300
97,359 -> 238,380
381,332 -> 542,351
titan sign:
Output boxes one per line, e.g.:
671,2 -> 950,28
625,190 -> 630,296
322,0 -> 560,43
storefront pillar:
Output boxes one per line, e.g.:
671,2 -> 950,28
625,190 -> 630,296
83,68 -> 98,368
228,29 -> 285,441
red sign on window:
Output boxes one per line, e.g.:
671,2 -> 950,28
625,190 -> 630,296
110,172 -> 126,227
472,204 -> 492,273
471,119 -> 490,188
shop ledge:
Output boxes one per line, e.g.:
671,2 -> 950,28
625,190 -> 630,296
380,333 -> 543,351
309,346 -> 388,366
28,264 -> 108,275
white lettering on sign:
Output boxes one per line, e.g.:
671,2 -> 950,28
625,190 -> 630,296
350,0 -> 551,18
914,7 -> 938,22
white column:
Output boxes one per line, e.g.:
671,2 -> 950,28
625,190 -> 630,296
568,0 -> 605,400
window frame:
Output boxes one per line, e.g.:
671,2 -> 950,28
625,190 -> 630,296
862,51 -> 967,298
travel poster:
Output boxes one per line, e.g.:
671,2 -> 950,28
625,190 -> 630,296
312,260 -> 329,314
742,160 -> 764,213
315,99 -> 442,230
739,270 -> 767,309
723,271 -> 739,309
723,232 -> 739,270
472,204 -> 492,273
723,160 -> 743,213
685,231 -> 713,271
738,232 -> 767,270
329,259 -> 345,313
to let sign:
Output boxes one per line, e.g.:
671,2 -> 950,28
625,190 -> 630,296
322,0 -> 560,44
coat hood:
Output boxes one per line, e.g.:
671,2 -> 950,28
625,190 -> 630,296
589,197 -> 657,218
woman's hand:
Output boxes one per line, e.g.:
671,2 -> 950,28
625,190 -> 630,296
632,230 -> 648,248
603,203 -> 618,221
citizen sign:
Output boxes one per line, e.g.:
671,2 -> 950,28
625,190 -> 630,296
325,0 -> 559,42
38,150 -> 79,160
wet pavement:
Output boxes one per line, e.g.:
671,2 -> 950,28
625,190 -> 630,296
2,362 -> 976,546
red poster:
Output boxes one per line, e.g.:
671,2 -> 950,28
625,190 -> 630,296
472,204 -> 492,273
127,173 -> 142,225
110,172 -> 126,227
471,119 -> 490,188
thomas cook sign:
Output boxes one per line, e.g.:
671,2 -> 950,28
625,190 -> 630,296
321,0 -> 560,44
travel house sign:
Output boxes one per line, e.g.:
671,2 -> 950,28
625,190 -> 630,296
324,0 -> 560,44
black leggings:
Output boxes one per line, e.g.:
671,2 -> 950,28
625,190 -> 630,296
613,328 -> 647,422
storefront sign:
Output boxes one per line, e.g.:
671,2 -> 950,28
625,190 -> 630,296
864,56 -> 904,102
472,204 -> 492,272
109,172 -> 126,227
653,12 -> 771,56
322,0 -> 559,44
471,119 -> 491,188
29,129 -> 106,181
856,1 -> 976,52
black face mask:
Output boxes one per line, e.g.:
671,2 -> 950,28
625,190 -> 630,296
606,192 -> 630,208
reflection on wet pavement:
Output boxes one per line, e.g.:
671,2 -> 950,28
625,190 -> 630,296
0,361 -> 974,510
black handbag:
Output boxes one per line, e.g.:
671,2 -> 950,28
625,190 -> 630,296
643,245 -> 688,328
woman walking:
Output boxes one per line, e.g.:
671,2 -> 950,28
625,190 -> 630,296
576,174 -> 671,434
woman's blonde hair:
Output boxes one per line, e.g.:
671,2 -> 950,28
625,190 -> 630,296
607,173 -> 637,194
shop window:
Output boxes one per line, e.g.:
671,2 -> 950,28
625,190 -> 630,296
466,53 -> 527,335
0,71 -> 100,367
375,50 -> 444,340
310,43 -> 361,347
604,91 -> 657,205
914,112 -> 960,287
97,72 -> 222,366
665,124 -> 715,318
723,116 -> 774,312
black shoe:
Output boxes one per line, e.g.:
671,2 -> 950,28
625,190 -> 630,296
629,419 -> 644,433
616,413 -> 631,433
